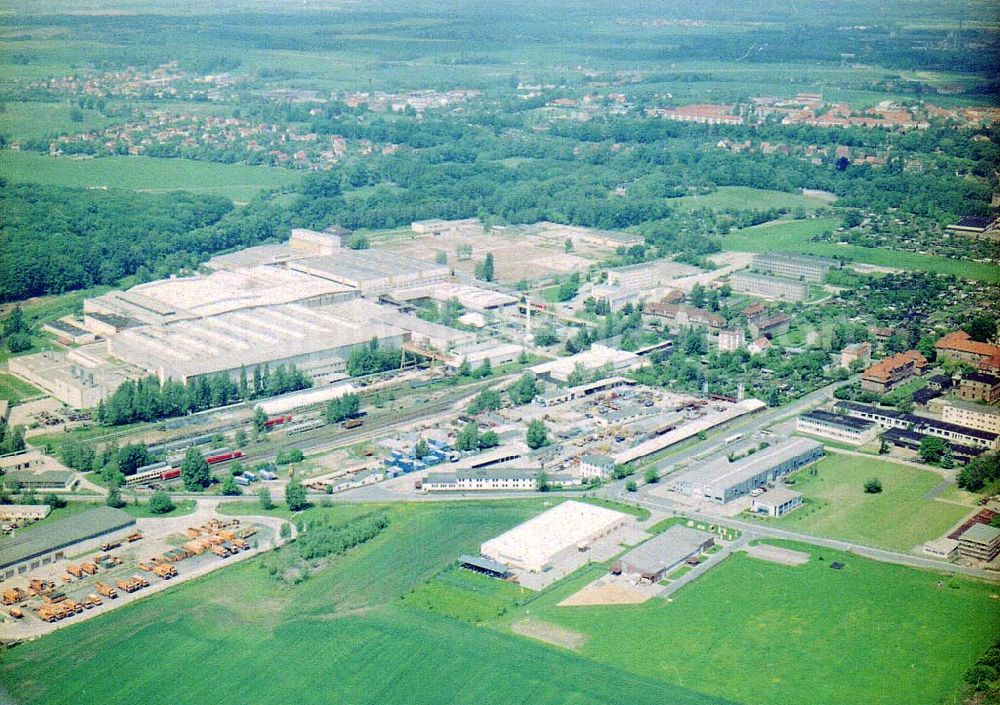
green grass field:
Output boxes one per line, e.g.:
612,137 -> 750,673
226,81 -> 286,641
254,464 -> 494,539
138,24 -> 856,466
519,541 -> 996,705
722,217 -> 1000,283
0,372 -> 41,403
766,453 -> 970,551
0,500 -> 722,705
0,151 -> 301,202
667,186 -> 832,212
1,499 -> 992,705
121,498 -> 196,519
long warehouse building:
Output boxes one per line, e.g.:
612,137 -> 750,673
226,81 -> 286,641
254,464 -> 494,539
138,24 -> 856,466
108,303 -> 408,383
0,507 -> 135,579
670,438 -> 824,504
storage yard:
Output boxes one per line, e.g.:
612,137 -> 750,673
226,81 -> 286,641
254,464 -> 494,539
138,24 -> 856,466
0,504 -> 285,639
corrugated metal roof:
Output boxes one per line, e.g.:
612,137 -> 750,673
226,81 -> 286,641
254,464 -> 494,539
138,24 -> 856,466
0,507 -> 135,570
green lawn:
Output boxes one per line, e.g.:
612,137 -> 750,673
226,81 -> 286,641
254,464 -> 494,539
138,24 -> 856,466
519,542 -> 996,705
0,372 -> 42,404
767,453 -> 970,551
722,217 -> 1000,283
0,500 -> 721,705
121,498 -> 196,519
0,151 -> 301,202
667,186 -> 833,212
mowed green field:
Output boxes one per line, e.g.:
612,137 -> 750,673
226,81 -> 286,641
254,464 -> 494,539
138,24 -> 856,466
667,186 -> 833,212
0,151 -> 301,202
519,543 -> 998,705
722,217 -> 1000,283
0,501 -> 724,705
767,452 -> 970,551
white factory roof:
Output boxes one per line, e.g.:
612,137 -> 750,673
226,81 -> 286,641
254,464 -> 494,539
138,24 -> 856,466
205,244 -> 301,271
428,283 -> 518,310
90,266 -> 352,321
334,299 -> 475,349
255,381 -> 360,415
480,500 -> 629,573
450,341 -> 523,362
530,344 -> 640,380
288,250 -> 449,287
109,303 -> 405,380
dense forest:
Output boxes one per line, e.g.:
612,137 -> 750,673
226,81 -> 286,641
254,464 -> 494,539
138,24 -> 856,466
0,182 -> 232,301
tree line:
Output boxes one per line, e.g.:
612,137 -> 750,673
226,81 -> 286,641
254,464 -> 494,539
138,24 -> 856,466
96,364 -> 311,426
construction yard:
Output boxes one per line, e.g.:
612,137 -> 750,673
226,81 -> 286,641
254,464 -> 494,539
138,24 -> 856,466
0,502 -> 285,640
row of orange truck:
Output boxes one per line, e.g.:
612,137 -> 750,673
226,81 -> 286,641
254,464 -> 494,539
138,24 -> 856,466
35,593 -> 106,622
65,561 -> 100,580
115,575 -> 150,594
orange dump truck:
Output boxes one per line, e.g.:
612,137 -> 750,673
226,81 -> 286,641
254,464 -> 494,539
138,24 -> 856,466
28,579 -> 55,596
94,582 -> 118,599
83,594 -> 103,609
37,602 -> 78,622
67,564 -> 83,578
116,578 -> 140,593
80,562 -> 99,575
1,588 -> 26,605
153,564 -> 177,579
210,544 -> 230,558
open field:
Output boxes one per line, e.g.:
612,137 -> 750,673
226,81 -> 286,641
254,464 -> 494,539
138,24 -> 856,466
0,151 -> 302,202
1,499 -> 994,705
0,101 -> 122,141
0,500 -> 722,705
667,186 -> 832,213
517,542 -> 998,705
0,371 -> 41,404
722,217 -> 1000,283
762,453 -> 970,551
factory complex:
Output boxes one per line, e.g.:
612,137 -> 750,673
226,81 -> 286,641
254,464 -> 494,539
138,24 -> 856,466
7,228 -> 514,407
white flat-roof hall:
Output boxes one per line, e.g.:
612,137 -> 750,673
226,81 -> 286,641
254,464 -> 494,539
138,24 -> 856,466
480,500 -> 631,573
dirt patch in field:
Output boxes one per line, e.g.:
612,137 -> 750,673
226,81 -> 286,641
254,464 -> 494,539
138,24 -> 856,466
744,544 -> 810,566
559,578 -> 652,606
511,618 -> 587,651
